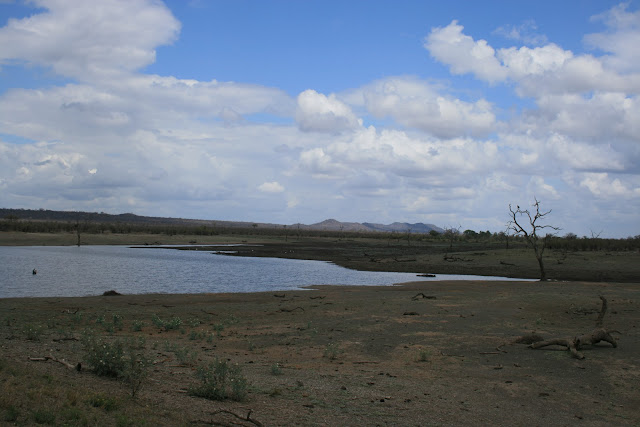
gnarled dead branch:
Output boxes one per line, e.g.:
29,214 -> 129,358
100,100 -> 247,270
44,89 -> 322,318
529,296 -> 619,359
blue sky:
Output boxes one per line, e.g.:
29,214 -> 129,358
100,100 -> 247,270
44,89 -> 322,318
1,0 -> 639,237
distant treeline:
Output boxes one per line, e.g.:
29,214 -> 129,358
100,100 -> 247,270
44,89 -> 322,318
0,208 -> 210,226
2,208 -> 639,252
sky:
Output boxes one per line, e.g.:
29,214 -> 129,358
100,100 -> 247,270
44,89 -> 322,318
0,0 -> 639,238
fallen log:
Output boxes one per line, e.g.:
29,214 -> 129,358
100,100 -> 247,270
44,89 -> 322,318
529,296 -> 619,359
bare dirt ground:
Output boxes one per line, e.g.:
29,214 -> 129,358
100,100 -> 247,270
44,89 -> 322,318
1,280 -> 639,426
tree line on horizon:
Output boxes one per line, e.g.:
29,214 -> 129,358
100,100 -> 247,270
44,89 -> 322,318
2,211 -> 639,252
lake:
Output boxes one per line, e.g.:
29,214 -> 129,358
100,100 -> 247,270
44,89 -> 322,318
0,245 -> 527,298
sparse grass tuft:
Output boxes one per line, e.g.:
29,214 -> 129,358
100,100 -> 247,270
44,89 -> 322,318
151,314 -> 182,331
23,324 -> 43,341
270,363 -> 283,376
189,359 -> 248,402
189,330 -> 206,341
4,405 -> 19,422
417,349 -> 431,362
32,408 -> 56,424
323,342 -> 342,360
87,394 -> 119,411
131,320 -> 144,332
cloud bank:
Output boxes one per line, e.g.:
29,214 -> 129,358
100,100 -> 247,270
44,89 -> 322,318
0,1 -> 638,237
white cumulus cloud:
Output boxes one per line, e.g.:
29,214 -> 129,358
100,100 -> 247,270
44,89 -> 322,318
354,77 -> 496,138
0,0 -> 181,80
258,181 -> 285,193
295,89 -> 361,133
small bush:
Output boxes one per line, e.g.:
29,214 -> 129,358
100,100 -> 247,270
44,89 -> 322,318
417,349 -> 431,362
189,359 -> 248,401
164,342 -> 197,365
121,350 -> 150,398
83,335 -> 125,377
4,405 -> 19,422
87,394 -> 119,411
112,314 -> 124,331
151,314 -> 182,331
323,343 -> 342,360
270,363 -> 283,376
131,320 -> 144,332
83,334 -> 150,397
32,408 -> 56,424
189,330 -> 205,341
23,324 -> 43,341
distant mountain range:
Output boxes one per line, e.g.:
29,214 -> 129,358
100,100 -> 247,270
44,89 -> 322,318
299,219 -> 443,234
1,208 -> 444,234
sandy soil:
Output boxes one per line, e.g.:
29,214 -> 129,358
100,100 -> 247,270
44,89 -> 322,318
1,280 -> 639,426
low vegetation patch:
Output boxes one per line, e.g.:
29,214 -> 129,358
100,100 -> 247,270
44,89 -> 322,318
189,359 -> 248,402
83,334 -> 150,397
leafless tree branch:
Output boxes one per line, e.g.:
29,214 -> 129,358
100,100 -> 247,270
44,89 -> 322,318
507,197 -> 560,281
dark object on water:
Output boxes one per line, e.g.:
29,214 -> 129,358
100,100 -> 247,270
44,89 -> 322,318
417,273 -> 435,277
32,269 -> 37,275
102,290 -> 122,296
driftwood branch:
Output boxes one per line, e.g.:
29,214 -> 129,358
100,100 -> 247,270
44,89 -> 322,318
529,296 -> 618,359
495,332 -> 544,353
196,409 -> 263,427
29,355 -> 79,370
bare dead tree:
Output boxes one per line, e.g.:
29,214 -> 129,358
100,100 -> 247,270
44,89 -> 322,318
507,198 -> 560,281
443,225 -> 461,250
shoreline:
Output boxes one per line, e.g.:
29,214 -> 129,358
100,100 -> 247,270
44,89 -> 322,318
2,231 -> 640,282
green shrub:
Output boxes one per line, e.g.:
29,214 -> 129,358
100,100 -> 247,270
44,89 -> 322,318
270,363 -> 283,376
83,335 -> 126,377
120,350 -> 150,398
189,330 -> 205,341
83,334 -> 150,397
151,314 -> 182,331
131,320 -> 144,332
189,359 -> 248,401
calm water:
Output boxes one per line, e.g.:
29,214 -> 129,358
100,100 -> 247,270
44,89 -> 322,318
0,246 -> 524,298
